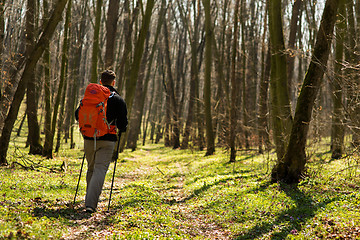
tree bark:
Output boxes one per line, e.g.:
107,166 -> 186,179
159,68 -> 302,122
330,1 -> 345,159
346,0 -> 360,147
258,3 -> 271,153
258,46 -> 271,153
25,0 -> 43,155
116,0 -> 139,92
42,0 -> 52,157
126,33 -> 150,150
43,0 -> 71,158
271,0 -> 340,184
164,92 -> 171,147
287,0 -> 302,97
212,0 -> 231,147
229,0 -> 240,162
268,0 -> 293,160
55,0 -> 71,153
0,0 -> 4,103
0,32 -> 26,133
180,0 -> 200,149
162,13 -> 181,149
202,0 -> 215,156
152,51 -> 165,144
90,0 -> 103,83
104,0 -> 120,69
241,0 -> 249,149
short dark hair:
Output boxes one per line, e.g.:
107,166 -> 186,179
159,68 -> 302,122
101,70 -> 116,85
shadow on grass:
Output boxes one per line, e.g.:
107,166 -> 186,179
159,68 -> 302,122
233,182 -> 339,240
32,204 -> 92,221
172,171 -> 257,204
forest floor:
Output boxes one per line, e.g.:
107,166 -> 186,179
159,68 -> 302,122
1,137 -> 360,239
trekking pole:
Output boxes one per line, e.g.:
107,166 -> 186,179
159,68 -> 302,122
108,132 -> 122,212
73,153 -> 86,206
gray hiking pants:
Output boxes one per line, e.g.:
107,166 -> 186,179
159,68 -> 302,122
84,139 -> 116,209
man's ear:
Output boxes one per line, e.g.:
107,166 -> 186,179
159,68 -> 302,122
100,80 -> 103,85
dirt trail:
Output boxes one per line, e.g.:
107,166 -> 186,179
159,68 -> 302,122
62,153 -> 231,239
163,167 -> 231,239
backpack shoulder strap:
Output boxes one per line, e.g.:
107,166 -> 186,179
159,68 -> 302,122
109,92 -> 115,98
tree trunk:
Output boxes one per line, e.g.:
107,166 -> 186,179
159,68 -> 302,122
0,0 -> 4,103
229,0 -> 240,162
258,3 -> 271,153
149,75 -> 157,143
271,0 -> 340,184
357,0 -> 360,45
90,0 -> 103,83
55,70 -> 68,153
212,0 -> 231,147
196,32 -> 206,151
151,52 -> 164,143
26,73 -> 43,154
181,0 -> 200,149
0,0 -> 69,165
42,0 -> 52,157
241,0 -> 249,149
202,0 -> 215,156
268,0 -> 293,160
287,0 -> 302,98
353,0 -> 360,145
0,34 -> 26,133
162,15 -> 180,149
175,26 -> 187,122
330,1 -> 345,159
25,0 -> 42,155
346,0 -> 360,147
164,93 -> 171,147
126,34 -> 150,150
156,50 -> 166,145
104,0 -> 120,69
43,0 -> 71,158
55,0 -> 71,153
116,0 -> 139,92
258,46 -> 271,153
196,82 -> 205,151
142,72 -> 156,146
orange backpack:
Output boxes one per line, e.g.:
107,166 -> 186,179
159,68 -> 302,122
78,83 -> 112,138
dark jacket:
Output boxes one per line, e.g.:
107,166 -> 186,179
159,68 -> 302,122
75,85 -> 128,141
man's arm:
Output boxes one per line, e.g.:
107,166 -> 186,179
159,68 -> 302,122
75,106 -> 79,121
116,96 -> 128,132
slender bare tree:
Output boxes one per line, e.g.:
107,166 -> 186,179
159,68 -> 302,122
271,0 -> 340,183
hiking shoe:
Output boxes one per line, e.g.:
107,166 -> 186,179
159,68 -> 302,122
85,206 -> 95,213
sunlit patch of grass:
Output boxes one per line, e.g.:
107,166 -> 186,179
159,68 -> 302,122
0,165 -> 73,238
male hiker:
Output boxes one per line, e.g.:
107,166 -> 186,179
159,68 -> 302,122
75,70 -> 127,213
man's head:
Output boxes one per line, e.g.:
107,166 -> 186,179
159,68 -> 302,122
100,70 -> 116,86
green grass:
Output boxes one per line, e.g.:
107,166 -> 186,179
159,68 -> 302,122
1,134 -> 360,239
